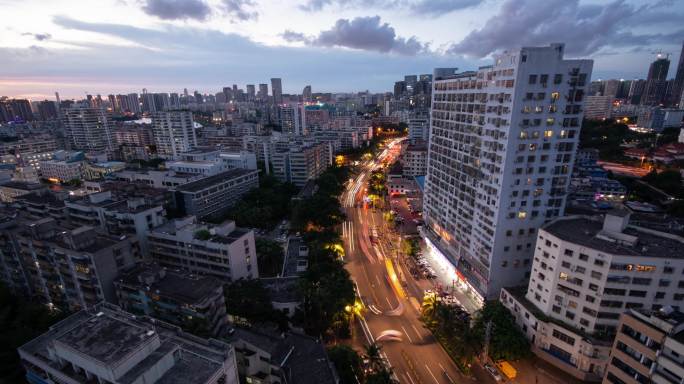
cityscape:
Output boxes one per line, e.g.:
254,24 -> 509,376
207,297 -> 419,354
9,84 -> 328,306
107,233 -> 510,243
1,1 -> 684,384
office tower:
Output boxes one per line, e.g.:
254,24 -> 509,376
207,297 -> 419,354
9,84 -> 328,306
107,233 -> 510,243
0,98 -> 34,122
18,303 -> 240,384
258,83 -> 268,101
246,84 -> 256,100
642,54 -> 670,105
501,211 -> 684,381
194,90 -> 203,104
271,78 -> 283,104
36,100 -> 58,120
302,85 -> 312,102
672,41 -> 684,107
422,43 -> 592,300
126,93 -> 140,113
62,107 -> 114,152
151,111 -> 197,158
169,92 -> 180,109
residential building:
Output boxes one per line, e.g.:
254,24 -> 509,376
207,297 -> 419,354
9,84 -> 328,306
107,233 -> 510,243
270,142 -> 330,187
501,210 -> 684,381
62,107 -> 114,152
0,215 -> 140,311
18,302 -> 239,384
585,95 -> 614,120
402,143 -> 428,176
148,216 -> 258,281
115,263 -> 228,336
152,111 -> 197,158
173,168 -> 259,218
226,327 -> 338,384
604,309 -> 684,384
422,43 -> 593,300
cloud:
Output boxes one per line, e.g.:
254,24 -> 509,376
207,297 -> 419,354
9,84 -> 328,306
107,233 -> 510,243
298,0 -> 481,15
284,16 -> 428,56
21,32 -> 52,41
142,0 -> 212,21
447,0 -> 684,58
222,0 -> 258,22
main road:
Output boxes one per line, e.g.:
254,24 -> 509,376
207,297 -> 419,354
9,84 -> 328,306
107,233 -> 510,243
340,138 -> 493,384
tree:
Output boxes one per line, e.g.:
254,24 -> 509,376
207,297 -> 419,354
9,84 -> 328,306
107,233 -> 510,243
472,301 -> 530,361
256,238 -> 284,277
328,345 -> 363,384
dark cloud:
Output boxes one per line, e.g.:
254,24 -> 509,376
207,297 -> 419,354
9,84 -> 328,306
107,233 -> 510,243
21,32 -> 52,41
285,16 -> 428,56
447,0 -> 684,57
142,0 -> 211,21
222,0 -> 258,22
298,0 -> 481,15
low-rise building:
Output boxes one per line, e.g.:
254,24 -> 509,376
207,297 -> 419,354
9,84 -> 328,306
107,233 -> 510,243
501,210 -> 684,381
173,168 -> 259,218
18,302 -> 239,384
603,308 -> 684,384
148,216 -> 258,281
115,263 -> 228,336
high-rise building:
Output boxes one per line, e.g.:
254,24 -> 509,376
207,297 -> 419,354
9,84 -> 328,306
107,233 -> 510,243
246,84 -> 256,100
258,83 -> 268,101
671,41 -> 684,107
422,43 -> 592,300
151,111 -> 197,158
302,85 -> 312,102
271,78 -> 283,104
62,107 -> 114,152
642,54 -> 670,106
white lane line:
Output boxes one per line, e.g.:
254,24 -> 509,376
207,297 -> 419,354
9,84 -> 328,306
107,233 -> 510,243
411,324 -> 423,341
401,326 -> 414,343
438,364 -> 454,384
425,364 -> 440,384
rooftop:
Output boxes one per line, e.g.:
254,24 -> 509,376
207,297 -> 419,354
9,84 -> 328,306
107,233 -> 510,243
176,168 -> 257,193
543,215 -> 684,259
117,264 -> 223,304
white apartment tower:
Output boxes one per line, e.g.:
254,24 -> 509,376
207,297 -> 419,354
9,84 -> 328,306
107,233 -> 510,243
152,111 -> 197,158
62,107 -> 114,152
423,44 -> 593,300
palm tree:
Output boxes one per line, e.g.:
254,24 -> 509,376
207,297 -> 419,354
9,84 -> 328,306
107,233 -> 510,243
364,343 -> 384,373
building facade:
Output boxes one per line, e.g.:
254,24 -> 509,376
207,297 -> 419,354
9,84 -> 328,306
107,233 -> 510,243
423,44 -> 593,299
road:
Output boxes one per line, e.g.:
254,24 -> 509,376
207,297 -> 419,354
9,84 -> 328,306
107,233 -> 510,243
340,138 -> 494,384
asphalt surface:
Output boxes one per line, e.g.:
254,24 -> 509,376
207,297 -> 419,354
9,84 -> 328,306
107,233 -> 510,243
340,139 -> 495,384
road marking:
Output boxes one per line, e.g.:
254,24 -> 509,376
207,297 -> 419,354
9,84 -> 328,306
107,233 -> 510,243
411,324 -> 423,341
424,364 -> 440,384
401,326 -> 414,343
438,364 -> 454,384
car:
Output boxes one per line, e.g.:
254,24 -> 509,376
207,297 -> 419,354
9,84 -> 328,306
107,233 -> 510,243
484,364 -> 503,381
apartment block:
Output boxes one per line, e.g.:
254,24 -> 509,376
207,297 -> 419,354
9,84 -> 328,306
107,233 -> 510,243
148,216 -> 258,281
0,214 -> 141,311
501,210 -> 684,381
173,168 -> 259,218
423,43 -> 593,300
115,263 -> 228,336
18,303 -> 239,384
604,309 -> 684,384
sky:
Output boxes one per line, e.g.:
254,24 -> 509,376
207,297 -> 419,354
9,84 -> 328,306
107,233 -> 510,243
1,0 -> 683,99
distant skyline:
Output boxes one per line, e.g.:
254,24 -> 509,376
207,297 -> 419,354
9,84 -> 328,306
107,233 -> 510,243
1,0 -> 683,99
